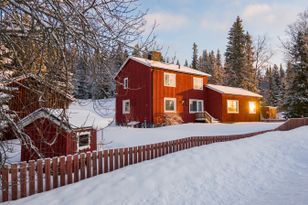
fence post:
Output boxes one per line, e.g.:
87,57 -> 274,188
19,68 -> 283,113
11,164 -> 18,200
1,165 -> 9,202
119,148 -> 124,168
59,156 -> 66,186
53,157 -> 58,189
80,153 -> 86,180
138,146 -> 142,162
146,145 -> 150,160
129,147 -> 133,165
109,149 -> 114,171
37,159 -> 43,193
73,155 -> 79,182
124,148 -> 129,166
20,162 -> 27,198
98,151 -> 103,174
66,155 -> 72,184
86,152 -> 92,178
45,159 -> 50,191
28,160 -> 35,196
133,147 -> 137,163
142,145 -> 146,161
92,151 -> 97,176
114,149 -> 119,170
103,150 -> 109,173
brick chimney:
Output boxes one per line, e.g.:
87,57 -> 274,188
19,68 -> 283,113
147,51 -> 161,61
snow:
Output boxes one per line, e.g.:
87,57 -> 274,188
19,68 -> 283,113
2,139 -> 21,164
7,126 -> 308,205
118,56 -> 211,77
206,84 -> 263,97
100,122 -> 282,149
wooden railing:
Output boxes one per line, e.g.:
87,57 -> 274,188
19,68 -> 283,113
195,111 -> 216,123
1,118 -> 307,202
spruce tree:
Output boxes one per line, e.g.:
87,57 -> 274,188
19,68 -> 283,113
271,64 -> 281,106
240,32 -> 257,92
212,49 -> 225,85
191,42 -> 198,69
184,59 -> 188,67
279,64 -> 286,108
283,31 -> 308,117
224,16 -> 246,87
176,60 -> 180,66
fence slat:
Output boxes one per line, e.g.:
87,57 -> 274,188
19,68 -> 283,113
74,155 -> 79,182
150,145 -> 154,159
146,145 -> 150,160
66,155 -> 72,184
20,162 -> 27,198
92,151 -> 97,176
138,146 -> 142,163
142,145 -> 146,161
59,156 -> 66,186
37,159 -> 43,193
129,148 -> 133,165
124,148 -> 128,166
11,164 -> 18,200
109,150 -> 114,171
28,160 -> 35,196
119,148 -> 124,168
103,150 -> 109,173
114,149 -> 119,170
45,159 -> 51,191
86,152 -> 92,178
133,147 -> 137,163
98,151 -> 103,174
1,165 -> 9,202
80,153 -> 86,180
53,157 -> 58,189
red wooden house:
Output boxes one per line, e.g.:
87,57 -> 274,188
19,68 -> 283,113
115,51 -> 263,125
19,108 -> 97,161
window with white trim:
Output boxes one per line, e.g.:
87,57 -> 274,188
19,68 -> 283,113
189,99 -> 204,113
164,98 -> 176,113
193,77 -> 203,90
77,131 -> 91,151
249,101 -> 256,114
227,100 -> 239,114
123,77 -> 128,89
122,100 -> 130,114
164,73 -> 176,87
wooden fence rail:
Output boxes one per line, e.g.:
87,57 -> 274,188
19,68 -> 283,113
1,118 -> 307,202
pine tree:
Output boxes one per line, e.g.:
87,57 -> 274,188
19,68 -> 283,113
279,64 -> 286,108
184,59 -> 188,67
271,64 -> 281,106
200,50 -> 209,73
176,60 -> 180,66
224,16 -> 246,87
240,32 -> 257,92
283,31 -> 308,117
191,43 -> 198,69
212,49 -> 225,85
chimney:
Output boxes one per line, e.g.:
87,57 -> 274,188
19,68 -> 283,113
148,51 -> 161,61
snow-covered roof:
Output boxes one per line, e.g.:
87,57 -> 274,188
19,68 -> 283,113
116,56 -> 211,78
206,84 -> 263,98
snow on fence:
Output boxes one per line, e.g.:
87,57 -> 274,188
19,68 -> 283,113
1,118 -> 307,202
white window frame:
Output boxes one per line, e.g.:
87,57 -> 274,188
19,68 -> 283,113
164,97 -> 176,113
189,99 -> 204,113
227,100 -> 239,114
249,101 -> 257,114
122,99 -> 130,114
193,77 -> 203,90
164,72 -> 176,87
77,131 -> 91,151
123,77 -> 128,89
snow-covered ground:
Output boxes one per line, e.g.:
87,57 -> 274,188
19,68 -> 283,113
7,126 -> 308,205
100,122 -> 282,149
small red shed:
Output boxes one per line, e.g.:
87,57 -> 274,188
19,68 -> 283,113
19,108 -> 97,161
205,84 -> 263,122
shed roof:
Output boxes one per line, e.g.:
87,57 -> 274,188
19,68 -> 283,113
206,84 -> 263,98
116,56 -> 211,78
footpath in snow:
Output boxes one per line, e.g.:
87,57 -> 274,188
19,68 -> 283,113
8,126 -> 308,205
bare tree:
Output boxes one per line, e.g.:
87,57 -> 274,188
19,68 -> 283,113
0,0 -> 155,166
254,35 -> 274,72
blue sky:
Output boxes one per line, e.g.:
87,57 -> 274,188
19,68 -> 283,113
140,0 -> 307,66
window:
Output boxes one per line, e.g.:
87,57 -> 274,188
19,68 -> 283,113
123,78 -> 128,89
164,73 -> 176,87
189,99 -> 204,113
164,98 -> 176,113
193,77 -> 203,90
77,132 -> 91,151
227,100 -> 239,114
122,100 -> 130,114
249,101 -> 256,114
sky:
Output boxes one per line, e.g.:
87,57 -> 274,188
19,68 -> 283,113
140,0 -> 307,66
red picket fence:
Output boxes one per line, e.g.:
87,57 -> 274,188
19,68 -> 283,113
1,118 -> 307,202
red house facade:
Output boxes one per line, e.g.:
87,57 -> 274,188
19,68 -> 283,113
19,108 -> 97,161
115,52 -> 263,125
